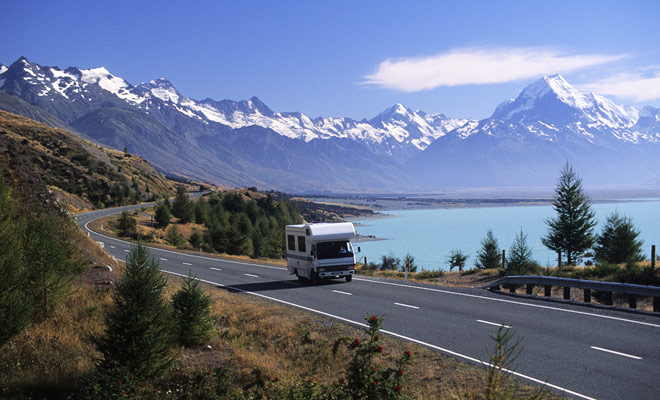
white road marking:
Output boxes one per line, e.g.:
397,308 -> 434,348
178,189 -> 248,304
332,290 -> 352,296
591,346 -> 642,360
282,281 -> 300,285
352,277 -> 660,329
160,258 -> 168,261
159,269 -> 596,400
123,249 -> 129,252
110,245 -> 115,249
210,267 -> 222,271
245,273 -> 259,278
182,262 -> 192,266
477,320 -> 511,329
395,302 -> 420,309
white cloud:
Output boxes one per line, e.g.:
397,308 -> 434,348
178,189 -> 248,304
362,47 -> 625,92
578,70 -> 660,102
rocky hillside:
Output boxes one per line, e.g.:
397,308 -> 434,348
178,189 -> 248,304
0,110 -> 177,211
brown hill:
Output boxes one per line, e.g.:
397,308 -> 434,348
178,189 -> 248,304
0,110 -> 177,212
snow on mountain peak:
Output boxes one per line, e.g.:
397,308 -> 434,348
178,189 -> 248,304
146,78 -> 180,103
0,65 -> 7,75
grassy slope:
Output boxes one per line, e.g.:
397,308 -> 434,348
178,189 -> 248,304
0,110 -> 177,212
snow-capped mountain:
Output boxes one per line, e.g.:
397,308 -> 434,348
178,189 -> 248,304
408,74 -> 660,187
1,57 -> 659,191
0,57 -> 466,161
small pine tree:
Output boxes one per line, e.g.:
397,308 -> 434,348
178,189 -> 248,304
542,163 -> 596,266
172,186 -> 194,223
171,274 -> 215,347
400,253 -> 418,273
94,242 -> 175,380
506,229 -> 540,276
447,250 -> 468,272
154,201 -> 171,228
189,229 -> 204,249
476,229 -> 501,270
23,215 -> 76,321
593,211 -> 644,264
166,224 -> 186,248
117,211 -> 137,237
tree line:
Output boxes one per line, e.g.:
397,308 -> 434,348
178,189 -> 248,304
118,186 -> 304,259
449,163 -> 655,285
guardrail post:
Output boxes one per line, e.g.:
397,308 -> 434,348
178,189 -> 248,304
628,294 -> 637,309
526,284 -> 534,295
563,286 -> 571,300
509,284 -> 516,293
654,297 -> 660,312
489,285 -> 500,292
652,245 -> 656,269
544,285 -> 552,297
603,292 -> 613,306
584,289 -> 591,303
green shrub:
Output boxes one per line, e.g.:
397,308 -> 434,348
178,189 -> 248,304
414,269 -> 445,280
171,274 -> 215,347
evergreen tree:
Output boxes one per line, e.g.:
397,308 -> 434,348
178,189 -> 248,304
189,228 -> 204,249
0,179 -> 31,346
172,186 -> 194,223
154,201 -> 171,228
171,274 -> 215,347
506,230 -> 540,275
193,197 -> 210,225
166,224 -> 186,248
542,163 -> 596,266
594,211 -> 644,264
117,211 -> 137,237
476,229 -> 501,269
23,214 -> 76,321
94,242 -> 175,380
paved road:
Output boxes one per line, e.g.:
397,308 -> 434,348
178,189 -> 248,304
77,204 -> 660,400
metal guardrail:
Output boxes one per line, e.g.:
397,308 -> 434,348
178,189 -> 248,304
482,275 -> 660,312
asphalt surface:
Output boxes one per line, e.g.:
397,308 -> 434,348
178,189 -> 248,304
77,202 -> 660,400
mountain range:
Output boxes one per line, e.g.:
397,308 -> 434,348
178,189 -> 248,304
1,57 -> 659,192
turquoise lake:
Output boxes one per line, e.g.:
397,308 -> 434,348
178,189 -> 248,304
351,200 -> 660,271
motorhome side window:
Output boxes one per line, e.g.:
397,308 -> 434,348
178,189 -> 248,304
287,235 -> 295,251
297,236 -> 306,253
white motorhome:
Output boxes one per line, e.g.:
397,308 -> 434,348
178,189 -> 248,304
285,222 -> 358,283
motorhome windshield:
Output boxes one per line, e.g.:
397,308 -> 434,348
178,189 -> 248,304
316,241 -> 353,259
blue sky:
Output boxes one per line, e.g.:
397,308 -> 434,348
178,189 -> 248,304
2,1 -> 659,120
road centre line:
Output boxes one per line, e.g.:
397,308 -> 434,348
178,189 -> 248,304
245,273 -> 259,278
182,262 -> 192,266
395,302 -> 420,309
110,245 -> 115,249
83,214 -> 658,330
591,346 -> 642,360
160,269 -> 596,400
477,320 -> 511,329
332,290 -> 352,295
210,267 -> 222,271
352,277 -> 660,329
123,249 -> 129,252
160,258 -> 168,261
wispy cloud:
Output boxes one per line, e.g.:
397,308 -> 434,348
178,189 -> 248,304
578,69 -> 660,102
362,47 -> 625,92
